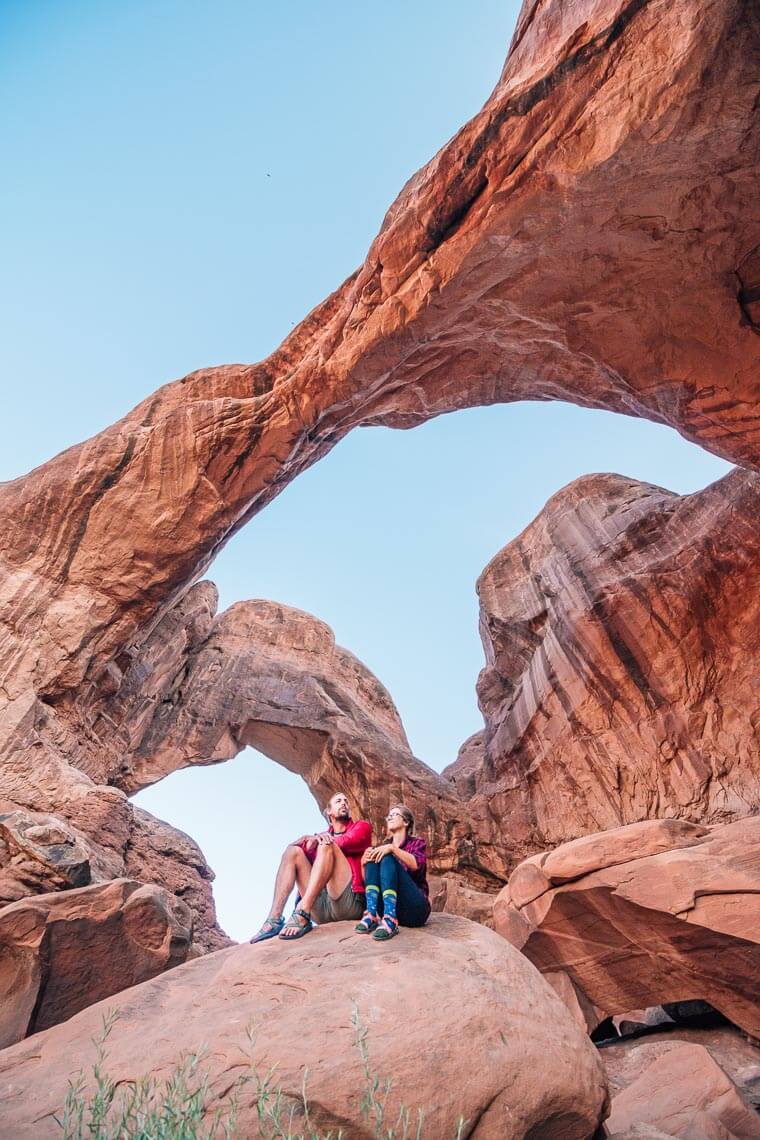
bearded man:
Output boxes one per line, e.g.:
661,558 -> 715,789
250,791 -> 371,942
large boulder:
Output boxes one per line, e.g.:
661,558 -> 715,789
601,1028 -> 760,1116
0,915 -> 609,1139
605,1042 -> 760,1139
0,878 -> 192,1049
494,818 -> 760,1036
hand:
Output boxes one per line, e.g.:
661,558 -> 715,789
361,847 -> 375,865
317,832 -> 334,846
370,844 -> 393,862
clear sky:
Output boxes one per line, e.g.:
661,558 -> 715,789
2,2 -> 731,942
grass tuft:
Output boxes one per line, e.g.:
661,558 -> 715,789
55,1004 -> 468,1140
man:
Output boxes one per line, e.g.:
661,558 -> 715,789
250,792 -> 371,942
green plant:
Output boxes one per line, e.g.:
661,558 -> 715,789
57,1007 -> 467,1140
349,1005 -> 466,1140
57,1011 -> 243,1140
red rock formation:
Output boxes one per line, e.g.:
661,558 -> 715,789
0,808 -> 108,904
602,1028 -> 760,1119
0,915 -> 609,1139
0,580 -> 502,931
494,818 -> 760,1037
12,465 -> 760,942
0,0 -> 756,752
0,2 -> 755,1094
124,809 -> 224,952
446,468 -> 760,867
0,879 -> 192,1049
105,596 -> 491,883
605,1043 -> 760,1139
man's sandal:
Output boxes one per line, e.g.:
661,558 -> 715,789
249,915 -> 285,943
279,906 -> 313,939
355,912 -> 378,934
372,916 -> 399,941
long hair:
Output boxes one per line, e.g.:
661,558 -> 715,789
383,803 -> 414,844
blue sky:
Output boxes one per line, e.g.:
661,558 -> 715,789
1,1 -> 730,941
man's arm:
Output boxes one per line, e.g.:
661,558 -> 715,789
293,834 -> 319,853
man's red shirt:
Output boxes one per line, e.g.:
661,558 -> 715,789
297,819 -> 371,894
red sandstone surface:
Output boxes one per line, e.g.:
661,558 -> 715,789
0,916 -> 608,1139
0,0 -> 757,1132
0,878 -> 191,1049
494,818 -> 760,1037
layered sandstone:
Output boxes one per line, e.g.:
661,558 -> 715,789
3,581 -> 501,936
494,818 -> 760,1037
0,915 -> 609,1139
0,879 -> 192,1049
0,7 -> 755,1122
0,0 -> 756,787
446,468 -> 760,867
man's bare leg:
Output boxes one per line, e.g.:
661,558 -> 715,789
280,842 -> 353,939
251,846 -> 315,942
269,845 -> 312,919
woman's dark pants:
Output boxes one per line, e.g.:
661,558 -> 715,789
364,855 -> 430,926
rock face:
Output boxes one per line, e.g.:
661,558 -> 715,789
494,818 -> 760,1037
0,2 -> 756,1127
0,915 -> 609,1139
10,467 -> 760,943
601,1028 -> 760,1117
0,0 -> 757,844
0,0 -> 755,941
444,468 -> 760,867
91,594 -> 492,886
605,1042 -> 760,1139
0,580 -> 501,940
0,879 -> 192,1050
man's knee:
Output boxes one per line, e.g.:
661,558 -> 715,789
283,843 -> 304,862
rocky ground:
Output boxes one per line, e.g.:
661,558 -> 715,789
0,0 -> 758,1135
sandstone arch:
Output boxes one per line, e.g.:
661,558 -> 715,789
0,0 -> 756,730
0,0 -> 757,953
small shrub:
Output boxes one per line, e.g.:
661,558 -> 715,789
56,1006 -> 467,1140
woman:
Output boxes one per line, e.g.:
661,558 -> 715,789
356,804 -> 430,940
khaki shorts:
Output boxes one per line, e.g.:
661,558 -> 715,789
311,881 -> 365,924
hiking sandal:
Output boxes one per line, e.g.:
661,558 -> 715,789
279,906 -> 313,939
371,916 -> 399,941
355,912 -> 378,934
250,915 -> 285,943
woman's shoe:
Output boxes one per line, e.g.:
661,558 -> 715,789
355,912 -> 378,934
249,914 -> 285,943
372,916 -> 399,941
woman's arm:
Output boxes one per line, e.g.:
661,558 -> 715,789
390,845 -> 418,871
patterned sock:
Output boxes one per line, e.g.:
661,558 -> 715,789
365,884 -> 380,917
382,888 -> 398,923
